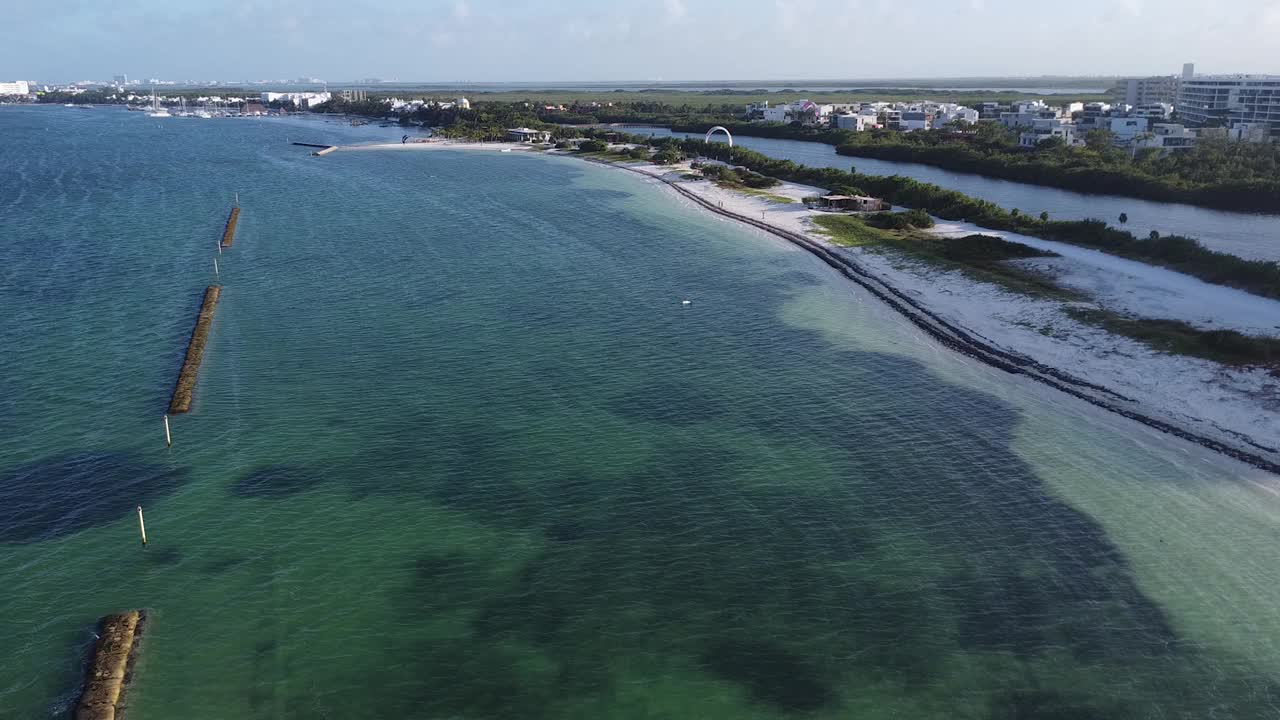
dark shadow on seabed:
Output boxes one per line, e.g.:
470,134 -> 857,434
219,273 -> 1280,717
0,453 -> 189,544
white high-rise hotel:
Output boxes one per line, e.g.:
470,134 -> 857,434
0,80 -> 30,95
1176,63 -> 1280,139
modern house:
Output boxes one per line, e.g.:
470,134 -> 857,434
834,114 -> 873,131
1018,118 -> 1077,148
899,110 -> 931,132
1107,116 -> 1150,145
1130,102 -> 1174,120
1132,123 -> 1197,153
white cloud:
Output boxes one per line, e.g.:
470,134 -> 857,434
663,0 -> 686,22
452,0 -> 469,20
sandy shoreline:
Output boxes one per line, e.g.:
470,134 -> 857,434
325,140 -> 1280,470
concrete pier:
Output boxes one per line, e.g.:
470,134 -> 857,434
168,285 -> 221,414
75,610 -> 145,720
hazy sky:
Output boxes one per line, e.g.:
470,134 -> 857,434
4,0 -> 1279,83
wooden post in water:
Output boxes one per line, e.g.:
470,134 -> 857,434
163,415 -> 171,447
137,506 -> 147,545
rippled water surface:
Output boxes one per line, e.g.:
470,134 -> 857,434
2,106 -> 1279,719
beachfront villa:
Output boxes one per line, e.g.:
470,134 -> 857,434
507,127 -> 552,143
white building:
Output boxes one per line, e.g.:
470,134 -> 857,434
834,114 -> 873,131
759,99 -> 830,125
899,110 -> 930,132
1116,76 -> 1179,106
1132,123 -> 1196,154
762,106 -> 789,123
1107,116 -> 1150,145
1019,118 -> 1076,147
1177,74 -> 1280,139
0,80 -> 30,95
1130,102 -> 1173,120
260,91 -> 331,108
1000,101 -> 1061,129
456,97 -> 470,110
934,105 -> 979,126
506,127 -> 551,143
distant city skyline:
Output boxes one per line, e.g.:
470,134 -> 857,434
4,0 -> 1279,83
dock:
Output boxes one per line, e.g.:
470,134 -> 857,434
168,285 -> 221,414
75,610 -> 145,720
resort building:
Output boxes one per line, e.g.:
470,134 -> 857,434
0,80 -> 30,95
340,88 -> 368,102
1176,74 -> 1280,138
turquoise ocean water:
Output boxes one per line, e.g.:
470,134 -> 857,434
1,106 -> 1279,718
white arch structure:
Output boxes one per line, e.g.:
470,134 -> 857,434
704,126 -> 733,147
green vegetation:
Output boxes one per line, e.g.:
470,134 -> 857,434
1067,308 -> 1280,367
697,164 -> 780,189
813,216 -> 1069,297
865,209 -> 935,230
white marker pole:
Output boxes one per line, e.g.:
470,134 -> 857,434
137,506 -> 147,546
214,257 -> 219,278
163,415 -> 172,447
